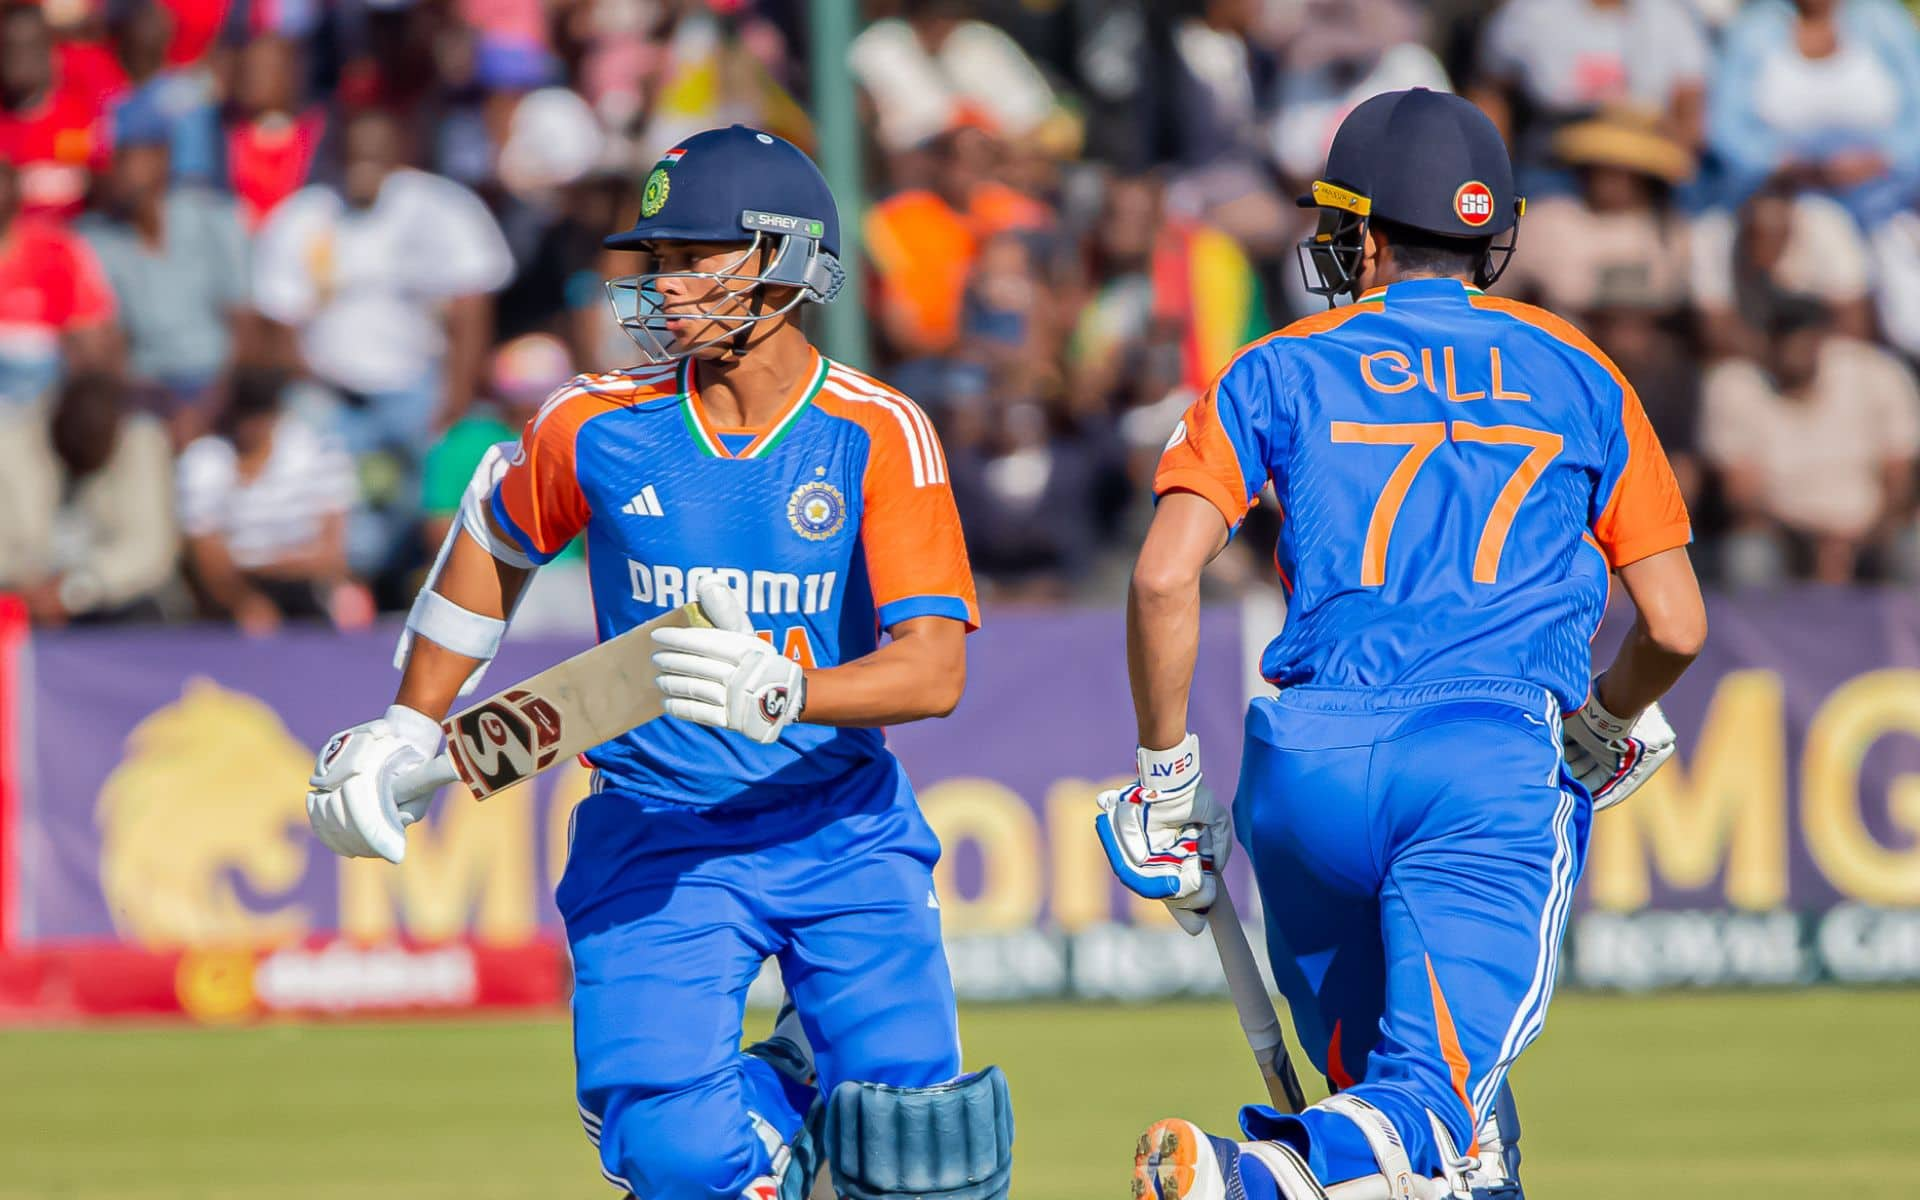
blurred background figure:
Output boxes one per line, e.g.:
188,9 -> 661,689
1470,0 -> 1710,189
175,367 -> 365,636
0,3 -> 107,221
225,33 -> 325,231
1701,295 -> 1920,585
249,107 -> 512,585
76,110 -> 247,441
1502,106 -> 1694,316
1690,180 -> 1874,360
0,369 -> 177,624
1706,0 -> 1920,232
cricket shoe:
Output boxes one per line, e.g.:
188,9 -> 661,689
1135,1118 -> 1332,1200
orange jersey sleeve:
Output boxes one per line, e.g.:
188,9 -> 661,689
818,371 -> 979,631
490,384 -> 601,563
1154,351 -> 1278,532
1592,382 -> 1692,569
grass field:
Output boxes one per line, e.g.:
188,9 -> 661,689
2,990 -> 1913,1199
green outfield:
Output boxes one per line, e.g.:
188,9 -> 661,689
2,989 -> 1912,1200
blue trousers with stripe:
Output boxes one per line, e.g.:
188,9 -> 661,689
560,755 -> 962,1200
1231,680 -> 1591,1186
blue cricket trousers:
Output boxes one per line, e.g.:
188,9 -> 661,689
1233,679 -> 1591,1186
559,754 -> 962,1200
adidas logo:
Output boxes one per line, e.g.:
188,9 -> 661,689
621,485 -> 664,517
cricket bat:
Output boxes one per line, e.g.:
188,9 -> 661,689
409,602 -> 710,800
1207,879 -> 1309,1114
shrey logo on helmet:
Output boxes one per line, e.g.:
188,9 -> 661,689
1454,181 -> 1495,228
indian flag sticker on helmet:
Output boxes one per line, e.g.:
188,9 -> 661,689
642,167 -> 670,217
1454,181 -> 1495,227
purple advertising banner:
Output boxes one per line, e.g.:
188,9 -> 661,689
12,590 -> 1920,994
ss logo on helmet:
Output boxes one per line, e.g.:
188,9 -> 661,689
1454,181 -> 1495,227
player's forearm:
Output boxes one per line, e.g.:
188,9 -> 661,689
1127,493 -> 1229,751
392,526 -> 532,720
1598,547 -> 1707,718
1127,563 -> 1201,752
800,618 -> 965,726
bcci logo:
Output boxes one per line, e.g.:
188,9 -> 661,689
642,167 -> 671,218
1453,181 -> 1495,228
787,480 -> 847,541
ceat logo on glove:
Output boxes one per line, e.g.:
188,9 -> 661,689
1148,753 -> 1196,778
758,688 -> 791,722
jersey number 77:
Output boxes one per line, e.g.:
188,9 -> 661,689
1330,420 -> 1562,587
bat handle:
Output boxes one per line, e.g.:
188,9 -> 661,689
396,752 -> 460,800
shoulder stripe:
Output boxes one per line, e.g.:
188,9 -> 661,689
822,369 -> 947,486
523,370 -> 675,444
821,379 -> 941,487
826,366 -> 944,478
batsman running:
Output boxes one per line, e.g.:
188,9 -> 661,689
302,125 -> 1013,1200
1098,89 -> 1706,1200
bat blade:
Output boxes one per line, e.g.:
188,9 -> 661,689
440,602 -> 706,798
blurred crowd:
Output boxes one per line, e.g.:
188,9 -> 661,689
3,0 -> 1920,634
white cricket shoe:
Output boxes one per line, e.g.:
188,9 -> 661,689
1134,1119 -> 1330,1200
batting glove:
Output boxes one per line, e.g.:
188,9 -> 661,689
1094,734 -> 1233,935
306,705 -> 448,863
1563,682 -> 1676,812
652,579 -> 805,745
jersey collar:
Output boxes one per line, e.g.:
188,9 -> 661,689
678,348 -> 828,460
1359,278 -> 1484,302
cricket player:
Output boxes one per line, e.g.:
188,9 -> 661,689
302,125 -> 1013,1200
1096,90 -> 1706,1200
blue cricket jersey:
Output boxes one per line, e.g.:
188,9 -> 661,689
1155,278 -> 1691,712
492,347 -> 978,808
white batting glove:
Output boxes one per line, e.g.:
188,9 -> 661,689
652,579 -> 805,745
1563,683 -> 1676,812
1094,734 -> 1233,935
306,705 -> 448,863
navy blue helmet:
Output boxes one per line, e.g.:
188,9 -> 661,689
604,125 -> 845,362
1298,89 -> 1525,301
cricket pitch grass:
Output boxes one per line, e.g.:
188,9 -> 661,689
3,989 -> 1913,1199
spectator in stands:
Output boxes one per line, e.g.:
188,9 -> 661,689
1708,0 -> 1920,231
1161,0 -> 1289,260
1069,172 -> 1267,416
946,395 -> 1114,599
1268,0 -> 1451,192
0,155 -> 116,416
77,115 -> 248,438
850,0 -> 1066,162
1701,294 -> 1920,584
226,33 -> 325,231
176,368 -> 365,635
0,3 -> 109,220
865,120 -> 1052,360
0,372 -> 178,624
1502,107 -> 1694,316
1691,181 -> 1874,359
106,0 -> 222,187
250,106 -> 512,573
1470,0 -> 1710,185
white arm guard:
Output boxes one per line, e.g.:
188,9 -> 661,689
393,442 -> 532,695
